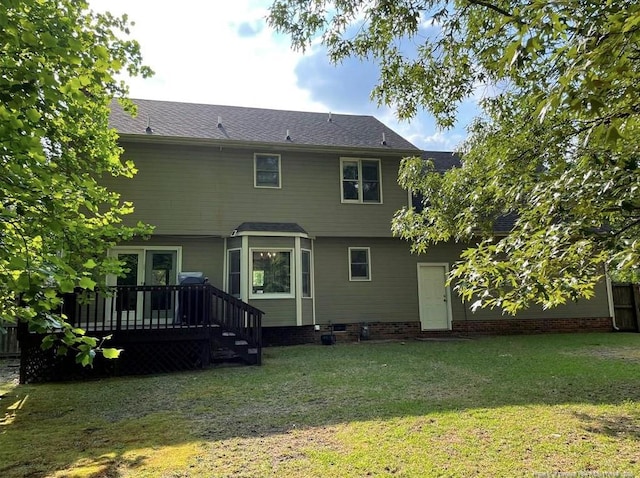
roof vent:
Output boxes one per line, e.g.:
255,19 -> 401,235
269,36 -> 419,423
145,115 -> 153,134
328,112 -> 332,123
217,115 -> 222,128
285,129 -> 292,141
381,132 -> 387,146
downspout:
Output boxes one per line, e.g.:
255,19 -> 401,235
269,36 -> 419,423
604,265 -> 619,331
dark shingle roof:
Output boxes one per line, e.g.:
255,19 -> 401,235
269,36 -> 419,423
421,151 -> 461,172
235,222 -> 307,234
110,99 -> 419,151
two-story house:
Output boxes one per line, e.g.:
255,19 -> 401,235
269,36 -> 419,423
106,99 -> 613,345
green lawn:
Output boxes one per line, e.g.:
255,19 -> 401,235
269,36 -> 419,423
1,333 -> 639,477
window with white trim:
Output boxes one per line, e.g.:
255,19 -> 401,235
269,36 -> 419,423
341,158 -> 382,203
251,249 -> 292,297
348,247 -> 371,281
254,153 -> 281,188
227,249 -> 241,297
301,249 -> 312,298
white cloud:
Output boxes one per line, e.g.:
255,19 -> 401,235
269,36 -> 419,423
89,0 -> 475,150
89,0 -> 324,111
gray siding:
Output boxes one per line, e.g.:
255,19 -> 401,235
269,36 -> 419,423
248,299 -> 296,327
105,141 -> 410,237
314,237 -> 423,324
314,238 -> 611,326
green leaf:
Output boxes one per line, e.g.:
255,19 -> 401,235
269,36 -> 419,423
78,277 -> 96,290
102,348 -> 122,359
59,279 -> 75,293
25,109 -> 41,122
605,125 -> 624,143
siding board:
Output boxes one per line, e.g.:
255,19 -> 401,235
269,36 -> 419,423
105,142 -> 410,237
248,299 -> 296,327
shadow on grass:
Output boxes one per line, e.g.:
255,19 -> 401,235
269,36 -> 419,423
573,411 -> 640,440
1,333 -> 640,477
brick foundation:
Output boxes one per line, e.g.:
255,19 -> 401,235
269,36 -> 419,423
451,317 -> 613,336
261,326 -> 316,346
261,317 -> 613,346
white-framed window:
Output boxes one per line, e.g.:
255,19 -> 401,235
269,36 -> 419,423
348,247 -> 371,281
340,158 -> 382,203
301,249 -> 312,298
254,153 -> 281,188
227,249 -> 241,297
408,190 -> 427,213
250,248 -> 293,298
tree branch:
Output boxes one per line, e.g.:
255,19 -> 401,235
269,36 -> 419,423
465,0 -> 517,18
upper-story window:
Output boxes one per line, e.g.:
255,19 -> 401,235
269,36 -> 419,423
340,158 -> 382,203
410,191 -> 426,213
254,153 -> 281,188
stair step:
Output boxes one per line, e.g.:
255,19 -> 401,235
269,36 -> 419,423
212,349 -> 238,359
235,340 -> 248,346
248,348 -> 258,355
222,332 -> 236,337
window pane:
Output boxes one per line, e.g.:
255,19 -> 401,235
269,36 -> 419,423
343,180 -> 359,200
412,191 -> 425,212
350,250 -> 368,263
256,155 -> 279,171
230,274 -> 240,296
362,181 -> 380,202
118,254 -> 138,286
361,161 -> 379,180
228,250 -> 241,296
351,264 -> 369,279
252,251 -> 291,294
256,171 -> 279,186
342,162 -> 359,180
302,250 -> 311,298
117,253 -> 138,310
151,253 -> 173,286
229,250 -> 240,273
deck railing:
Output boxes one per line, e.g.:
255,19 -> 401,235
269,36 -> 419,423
62,283 -> 263,348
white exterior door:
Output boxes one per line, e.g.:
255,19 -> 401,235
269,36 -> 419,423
417,264 -> 451,330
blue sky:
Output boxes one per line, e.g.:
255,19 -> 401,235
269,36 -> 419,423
89,0 -> 477,151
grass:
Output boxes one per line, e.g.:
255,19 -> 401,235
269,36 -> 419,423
1,333 -> 640,477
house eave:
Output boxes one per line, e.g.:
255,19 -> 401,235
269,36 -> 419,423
116,133 -> 421,157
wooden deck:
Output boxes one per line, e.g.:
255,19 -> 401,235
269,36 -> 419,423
19,284 -> 263,383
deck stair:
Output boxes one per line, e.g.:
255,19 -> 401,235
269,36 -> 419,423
211,329 -> 260,365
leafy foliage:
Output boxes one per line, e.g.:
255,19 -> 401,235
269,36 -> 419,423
0,0 -> 153,362
269,0 -> 640,312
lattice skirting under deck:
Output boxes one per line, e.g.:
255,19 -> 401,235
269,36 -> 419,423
19,334 -> 211,383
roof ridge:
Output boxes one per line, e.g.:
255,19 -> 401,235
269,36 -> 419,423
128,98 -> 378,120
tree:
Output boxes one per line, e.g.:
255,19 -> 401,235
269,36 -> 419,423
268,0 -> 640,313
0,0 -> 153,364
